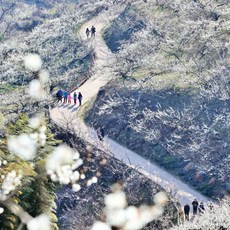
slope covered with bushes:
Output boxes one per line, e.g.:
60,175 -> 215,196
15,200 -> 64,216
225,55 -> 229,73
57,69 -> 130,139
85,0 -> 230,198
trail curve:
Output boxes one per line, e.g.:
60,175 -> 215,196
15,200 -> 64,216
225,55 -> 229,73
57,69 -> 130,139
50,13 -> 210,206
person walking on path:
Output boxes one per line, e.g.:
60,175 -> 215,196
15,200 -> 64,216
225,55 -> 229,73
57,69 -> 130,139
91,25 -> 96,38
67,93 -> 72,104
198,202 -> 205,214
73,92 -> 77,105
184,203 -> 190,221
63,91 -> 68,104
78,92 -> 83,106
56,89 -> 63,103
192,199 -> 199,215
97,127 -> 105,141
86,28 -> 90,38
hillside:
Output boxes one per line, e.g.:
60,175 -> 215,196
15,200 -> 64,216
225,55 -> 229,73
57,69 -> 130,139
0,0 -> 104,127
0,1 -> 178,230
0,0 -> 230,230
85,0 -> 230,198
53,125 -> 177,230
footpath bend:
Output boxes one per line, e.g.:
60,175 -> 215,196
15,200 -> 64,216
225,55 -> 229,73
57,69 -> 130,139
50,14 -> 209,206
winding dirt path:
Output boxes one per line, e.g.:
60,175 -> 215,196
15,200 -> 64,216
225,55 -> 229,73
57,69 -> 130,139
50,14 -> 209,206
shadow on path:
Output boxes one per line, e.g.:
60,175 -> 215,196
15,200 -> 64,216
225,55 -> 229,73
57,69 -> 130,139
57,103 -> 64,108
67,105 -> 75,110
63,104 -> 69,108
72,107 -> 80,112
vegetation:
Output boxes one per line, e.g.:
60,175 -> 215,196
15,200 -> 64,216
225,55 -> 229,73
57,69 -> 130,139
85,0 -> 230,198
0,114 -> 61,229
53,125 -> 177,230
0,0 -> 229,229
0,83 -> 18,94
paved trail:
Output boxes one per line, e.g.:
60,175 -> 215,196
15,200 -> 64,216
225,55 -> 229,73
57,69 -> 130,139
50,13 -> 209,206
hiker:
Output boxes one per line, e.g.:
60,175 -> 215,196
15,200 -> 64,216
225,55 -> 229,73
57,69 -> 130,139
73,92 -> 77,105
63,91 -> 68,103
78,92 -> 83,106
56,89 -> 63,103
67,93 -> 72,104
97,127 -> 104,141
86,28 -> 90,38
192,199 -> 199,215
184,203 -> 190,221
198,202 -> 205,214
208,202 -> 214,211
91,25 -> 96,38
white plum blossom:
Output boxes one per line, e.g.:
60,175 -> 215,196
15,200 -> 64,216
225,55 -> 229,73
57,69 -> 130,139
87,180 -> 93,186
29,117 -> 47,147
91,186 -> 167,230
154,191 -> 168,205
46,145 -> 84,190
91,221 -> 111,230
80,174 -> 86,179
29,117 -> 42,129
0,207 -> 4,214
24,54 -> 42,72
87,177 -> 98,186
105,191 -> 127,210
122,205 -> 164,230
72,183 -> 81,192
28,80 -> 47,100
107,209 -> 127,227
46,145 -> 74,171
125,206 -> 139,220
91,176 -> 98,183
0,170 -> 22,198
71,158 -> 83,171
27,213 -> 50,230
7,134 -> 37,160
39,69 -> 50,84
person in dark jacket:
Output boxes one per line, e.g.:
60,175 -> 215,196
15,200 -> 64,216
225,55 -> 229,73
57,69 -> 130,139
78,92 -> 83,106
192,199 -> 199,215
91,25 -> 96,38
86,28 -> 90,38
184,203 -> 190,221
198,202 -> 205,214
97,127 -> 104,141
56,89 -> 63,103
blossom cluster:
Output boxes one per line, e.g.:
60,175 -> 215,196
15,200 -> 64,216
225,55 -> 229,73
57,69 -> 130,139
7,133 -> 37,160
0,170 -> 22,201
29,116 -> 47,147
46,145 -> 84,192
7,116 -> 47,160
27,214 -> 50,230
91,184 -> 168,230
24,54 -> 49,101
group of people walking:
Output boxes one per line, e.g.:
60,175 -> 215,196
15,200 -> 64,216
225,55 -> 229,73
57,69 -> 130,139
56,90 -> 83,106
86,25 -> 96,38
184,199 -> 205,221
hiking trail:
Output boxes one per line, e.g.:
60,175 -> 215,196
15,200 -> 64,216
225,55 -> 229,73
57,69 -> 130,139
50,13 -> 209,206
